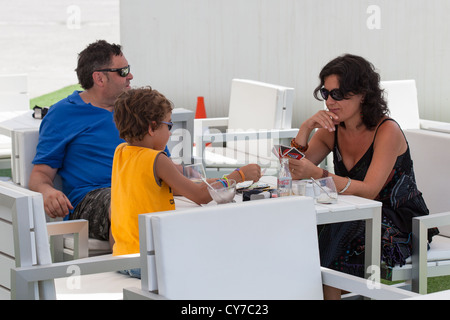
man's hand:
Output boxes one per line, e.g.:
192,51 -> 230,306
28,164 -> 73,218
41,188 -> 73,218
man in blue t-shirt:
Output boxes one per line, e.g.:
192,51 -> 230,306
29,40 -> 136,247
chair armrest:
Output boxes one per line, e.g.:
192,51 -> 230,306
193,117 -> 229,158
11,253 -> 140,299
420,119 -> 450,134
202,128 -> 298,143
123,287 -> 169,300
321,267 -> 418,300
46,219 -> 89,259
194,117 -> 229,129
411,211 -> 450,294
195,128 -> 299,167
413,211 -> 450,229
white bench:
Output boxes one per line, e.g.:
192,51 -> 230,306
124,197 -> 416,300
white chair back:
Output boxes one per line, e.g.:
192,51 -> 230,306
139,197 -> 323,300
11,129 -> 40,188
227,79 -> 294,131
0,181 -> 55,299
405,129 -> 450,236
380,80 -> 420,130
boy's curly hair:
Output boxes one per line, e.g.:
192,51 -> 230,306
114,87 -> 173,143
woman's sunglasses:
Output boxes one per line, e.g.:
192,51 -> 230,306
95,65 -> 131,77
320,87 -> 345,101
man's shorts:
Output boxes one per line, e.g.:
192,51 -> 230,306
70,187 -> 111,241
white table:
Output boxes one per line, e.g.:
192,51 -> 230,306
175,176 -> 382,281
0,110 -> 41,136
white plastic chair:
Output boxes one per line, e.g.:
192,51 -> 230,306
382,129 -> 450,294
11,128 -> 111,259
1,182 -> 140,300
194,79 -> 298,178
124,197 -> 416,300
376,80 -> 450,294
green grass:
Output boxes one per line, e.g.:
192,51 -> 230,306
30,83 -> 82,108
428,276 -> 450,293
0,168 -> 11,178
382,275 -> 450,294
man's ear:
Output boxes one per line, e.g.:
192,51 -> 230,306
92,71 -> 107,87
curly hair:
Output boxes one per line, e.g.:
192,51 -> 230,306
313,54 -> 389,129
114,87 -> 174,143
75,40 -> 123,90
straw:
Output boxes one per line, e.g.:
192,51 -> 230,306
201,177 -> 220,196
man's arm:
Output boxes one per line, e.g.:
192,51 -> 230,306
28,164 -> 73,218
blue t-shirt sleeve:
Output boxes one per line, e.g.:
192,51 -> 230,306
164,145 -> 171,157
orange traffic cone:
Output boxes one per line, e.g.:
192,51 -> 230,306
195,96 -> 207,119
194,96 -> 211,147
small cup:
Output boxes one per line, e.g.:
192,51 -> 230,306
292,180 -> 307,196
313,177 -> 338,204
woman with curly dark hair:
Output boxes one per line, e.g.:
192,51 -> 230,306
288,54 -> 438,299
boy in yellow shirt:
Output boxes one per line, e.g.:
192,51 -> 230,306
111,87 -> 261,277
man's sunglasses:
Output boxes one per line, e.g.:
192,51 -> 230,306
320,87 -> 345,101
95,65 -> 130,77
161,121 -> 173,131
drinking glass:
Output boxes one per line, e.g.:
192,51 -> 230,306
183,163 -> 206,184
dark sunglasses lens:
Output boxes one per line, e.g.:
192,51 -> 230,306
320,88 -> 329,100
168,124 -> 173,131
119,66 -> 130,77
330,89 -> 344,101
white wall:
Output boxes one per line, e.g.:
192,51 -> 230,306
120,0 -> 450,128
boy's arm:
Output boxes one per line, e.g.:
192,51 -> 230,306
155,155 -> 212,204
